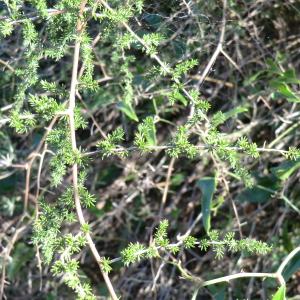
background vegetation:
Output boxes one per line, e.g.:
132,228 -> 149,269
0,0 -> 300,299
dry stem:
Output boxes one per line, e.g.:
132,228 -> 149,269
67,1 -> 118,299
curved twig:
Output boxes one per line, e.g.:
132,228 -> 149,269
67,1 -> 118,299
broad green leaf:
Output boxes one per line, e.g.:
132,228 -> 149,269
237,185 -> 273,204
271,159 -> 300,181
208,284 -> 227,300
272,285 -> 286,300
237,175 -> 279,204
89,88 -> 116,109
192,282 -> 226,300
266,59 -> 282,74
282,251 -> 300,281
243,70 -> 266,86
197,177 -> 216,233
282,223 -> 294,252
147,117 -> 157,146
117,101 -> 139,122
224,105 -> 248,120
172,91 -> 188,105
137,116 -> 157,147
270,81 -> 300,103
212,106 -> 248,127
143,14 -> 163,29
280,69 -> 300,84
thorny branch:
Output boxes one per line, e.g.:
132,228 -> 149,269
67,1 -> 118,299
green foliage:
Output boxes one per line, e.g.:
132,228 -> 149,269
121,242 -> 147,266
80,33 -> 97,91
119,220 -> 272,269
168,84 -> 188,105
28,0 -> 48,16
272,285 -> 286,300
117,32 -> 135,50
134,0 -> 144,13
52,259 -> 96,300
79,185 -> 96,208
49,144 -> 83,187
172,59 -> 198,81
134,116 -> 157,152
142,33 -> 165,56
211,111 -> 226,128
33,200 -> 65,264
246,57 -> 300,103
29,94 -> 64,120
34,193 -> 94,299
237,137 -> 259,159
206,129 -> 254,187
81,223 -> 90,234
117,101 -> 139,122
23,19 -> 38,46
284,147 -> 300,160
103,6 -> 133,23
271,159 -> 300,181
0,20 -> 13,37
6,242 -> 34,281
0,196 -> 19,217
74,107 -> 88,129
167,125 -> 197,159
97,128 -> 127,158
154,219 -> 170,247
40,80 -> 62,94
198,176 -> 217,234
100,257 -> 113,274
183,236 -> 197,249
1,1 -> 298,299
62,233 -> 87,255
199,230 -> 272,259
117,57 -> 139,122
9,110 -> 36,133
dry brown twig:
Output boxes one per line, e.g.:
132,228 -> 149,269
159,157 -> 176,218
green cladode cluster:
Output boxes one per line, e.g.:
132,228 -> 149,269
1,0 -> 299,299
